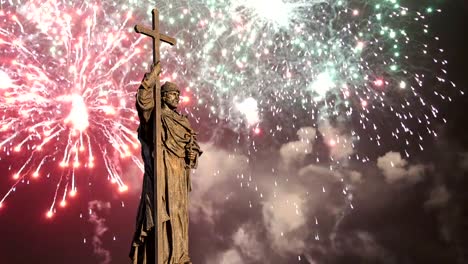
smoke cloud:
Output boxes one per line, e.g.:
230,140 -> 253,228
377,151 -> 426,184
88,200 -> 112,264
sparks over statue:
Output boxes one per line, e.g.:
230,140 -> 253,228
130,8 -> 202,264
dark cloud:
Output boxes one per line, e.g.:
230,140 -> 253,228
184,122 -> 468,264
459,152 -> 468,171
187,129 -> 360,263
424,185 -> 451,209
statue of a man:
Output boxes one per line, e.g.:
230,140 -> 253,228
130,62 -> 202,264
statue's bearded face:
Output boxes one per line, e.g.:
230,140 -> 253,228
162,91 -> 180,109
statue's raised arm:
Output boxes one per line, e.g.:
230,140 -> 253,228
136,61 -> 161,123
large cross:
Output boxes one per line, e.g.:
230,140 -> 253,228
135,8 -> 176,264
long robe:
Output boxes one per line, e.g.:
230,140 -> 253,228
130,82 -> 201,264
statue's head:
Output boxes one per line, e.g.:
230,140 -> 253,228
161,81 -> 180,109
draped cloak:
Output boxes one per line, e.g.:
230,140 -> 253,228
130,83 -> 201,264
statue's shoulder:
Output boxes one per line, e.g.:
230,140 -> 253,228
181,114 -> 192,126
173,111 -> 187,120
174,110 -> 189,120
168,110 -> 192,126
180,113 -> 195,130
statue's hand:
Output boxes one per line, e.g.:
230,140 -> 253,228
142,61 -> 161,88
150,61 -> 161,76
187,150 -> 197,161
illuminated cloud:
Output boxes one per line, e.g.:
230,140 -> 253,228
279,127 -> 316,169
377,152 -> 426,184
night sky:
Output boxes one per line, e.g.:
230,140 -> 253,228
1,0 -> 467,263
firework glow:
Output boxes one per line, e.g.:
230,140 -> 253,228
0,0 -> 156,217
0,0 -> 460,225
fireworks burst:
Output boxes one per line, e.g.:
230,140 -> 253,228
152,0 -> 460,169
0,0 -> 159,216
0,0 -> 460,217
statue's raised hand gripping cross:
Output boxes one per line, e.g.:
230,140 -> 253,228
134,8 -> 176,264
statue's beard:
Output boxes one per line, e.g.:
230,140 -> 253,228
164,99 -> 178,109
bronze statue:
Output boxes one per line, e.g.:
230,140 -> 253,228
130,61 -> 202,264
